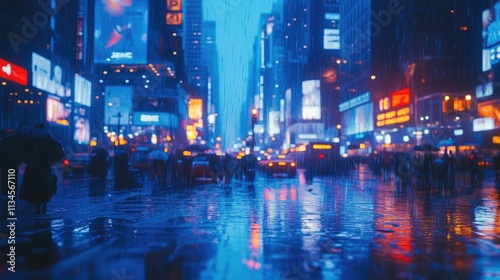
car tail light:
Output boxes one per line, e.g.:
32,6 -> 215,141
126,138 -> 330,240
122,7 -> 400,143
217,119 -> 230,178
319,154 -> 325,159
278,162 -> 286,166
63,159 -> 70,166
268,162 -> 273,167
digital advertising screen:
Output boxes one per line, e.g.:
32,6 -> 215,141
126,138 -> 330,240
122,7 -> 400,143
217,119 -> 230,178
32,52 -> 72,97
94,0 -> 149,64
302,80 -> 321,120
104,86 -> 132,125
324,13 -> 340,50
342,102 -> 374,136
46,96 -> 71,126
74,106 -> 90,144
74,75 -> 92,106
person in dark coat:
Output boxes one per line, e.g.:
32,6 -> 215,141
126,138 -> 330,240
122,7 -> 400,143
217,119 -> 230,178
18,124 -> 65,215
468,151 -> 480,188
0,129 -> 21,196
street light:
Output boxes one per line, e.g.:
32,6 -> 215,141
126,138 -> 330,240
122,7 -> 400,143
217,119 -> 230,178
251,108 -> 258,149
336,124 -> 342,154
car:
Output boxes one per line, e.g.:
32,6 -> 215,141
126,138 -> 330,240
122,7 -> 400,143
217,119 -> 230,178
129,146 -> 150,170
261,154 -> 297,178
61,153 -> 91,177
189,154 -> 218,185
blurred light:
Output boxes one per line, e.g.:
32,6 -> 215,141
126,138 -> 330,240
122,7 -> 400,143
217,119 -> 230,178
425,116 -> 429,120
142,75 -> 146,78
370,75 -> 376,80
107,102 -> 112,106
129,68 -> 134,72
465,94 -> 471,100
333,137 -> 340,143
99,79 -> 103,83
420,117 -> 424,121
1,82 -> 6,86
403,135 -> 410,142
359,143 -> 366,149
424,129 -> 429,134
151,134 -> 158,145
454,129 -> 464,136
384,134 -> 391,144
444,95 -> 449,100
103,71 -> 107,74
336,59 -> 341,64
144,85 -> 148,88
125,79 -> 129,83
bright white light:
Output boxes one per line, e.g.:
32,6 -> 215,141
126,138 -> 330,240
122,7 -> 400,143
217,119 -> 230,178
384,134 -> 391,144
333,137 -> 340,143
425,116 -> 429,120
125,79 -> 129,83
142,75 -> 146,78
403,135 -> 410,142
144,85 -> 149,88
424,129 -> 429,134
99,79 -> 103,83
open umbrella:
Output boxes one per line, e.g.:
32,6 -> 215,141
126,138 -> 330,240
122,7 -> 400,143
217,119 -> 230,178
412,143 -> 439,152
436,139 -> 454,147
148,150 -> 169,161
183,144 -> 210,153
15,123 -> 65,164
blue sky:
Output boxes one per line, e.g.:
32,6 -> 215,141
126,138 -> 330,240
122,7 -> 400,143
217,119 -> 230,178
204,1 -> 275,148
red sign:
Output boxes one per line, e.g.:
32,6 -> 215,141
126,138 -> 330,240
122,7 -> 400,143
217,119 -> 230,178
0,59 -> 28,86
391,88 -> 410,108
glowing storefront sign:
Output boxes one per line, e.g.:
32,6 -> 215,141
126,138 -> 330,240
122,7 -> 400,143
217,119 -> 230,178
493,136 -> 500,144
376,107 -> 411,127
0,58 -> 28,86
166,0 -> 182,25
339,92 -> 370,112
473,117 -> 495,132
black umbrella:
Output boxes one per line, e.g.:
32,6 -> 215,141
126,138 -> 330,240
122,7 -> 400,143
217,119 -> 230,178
412,143 -> 439,152
15,123 -> 65,164
0,128 -> 20,167
183,144 -> 210,153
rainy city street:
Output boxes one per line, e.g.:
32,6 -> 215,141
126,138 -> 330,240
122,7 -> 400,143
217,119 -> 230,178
1,166 -> 500,280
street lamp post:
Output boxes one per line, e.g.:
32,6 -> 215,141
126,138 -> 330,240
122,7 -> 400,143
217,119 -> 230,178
336,124 -> 342,154
251,108 -> 258,150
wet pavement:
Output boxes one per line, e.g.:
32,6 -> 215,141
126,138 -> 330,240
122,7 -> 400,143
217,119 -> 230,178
1,166 -> 500,280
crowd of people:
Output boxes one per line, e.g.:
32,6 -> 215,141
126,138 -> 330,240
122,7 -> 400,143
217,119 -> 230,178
369,148 -> 496,190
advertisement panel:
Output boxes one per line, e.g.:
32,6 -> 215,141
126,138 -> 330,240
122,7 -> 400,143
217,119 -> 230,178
268,111 -> 280,136
32,52 -> 72,97
342,102 -> 374,136
188,98 -> 203,130
476,100 -> 500,131
94,0 -> 149,64
74,75 -> 92,106
46,96 -> 71,126
132,112 -> 179,127
302,80 -> 321,120
0,58 -> 28,86
324,13 -> 340,50
105,86 -> 132,125
74,105 -> 90,144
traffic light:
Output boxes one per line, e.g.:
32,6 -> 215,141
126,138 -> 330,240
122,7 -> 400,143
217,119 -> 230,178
251,108 -> 258,120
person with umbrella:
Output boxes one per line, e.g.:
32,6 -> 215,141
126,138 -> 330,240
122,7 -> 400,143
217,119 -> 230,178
148,150 -> 169,187
0,128 -> 22,196
16,124 -> 65,215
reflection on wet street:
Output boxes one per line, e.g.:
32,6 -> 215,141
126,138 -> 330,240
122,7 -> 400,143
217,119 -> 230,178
1,169 -> 500,279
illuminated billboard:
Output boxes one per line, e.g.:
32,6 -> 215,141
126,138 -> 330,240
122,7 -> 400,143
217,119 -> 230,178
342,102 -> 374,136
74,75 -> 92,106
0,58 -> 28,86
32,52 -> 72,97
324,13 -> 340,50
104,86 -> 132,125
188,98 -> 203,130
46,96 -> 71,126
476,100 -> 500,131
133,112 -> 179,127
74,106 -> 90,144
376,88 -> 411,127
302,80 -> 321,120
94,0 -> 149,64
268,111 -> 280,136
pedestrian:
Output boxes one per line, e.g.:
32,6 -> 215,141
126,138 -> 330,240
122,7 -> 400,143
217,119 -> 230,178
381,149 -> 392,182
17,124 -> 65,215
0,128 -> 21,196
222,151 -> 235,184
492,151 -> 500,184
448,150 -> 456,189
468,151 -> 480,188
